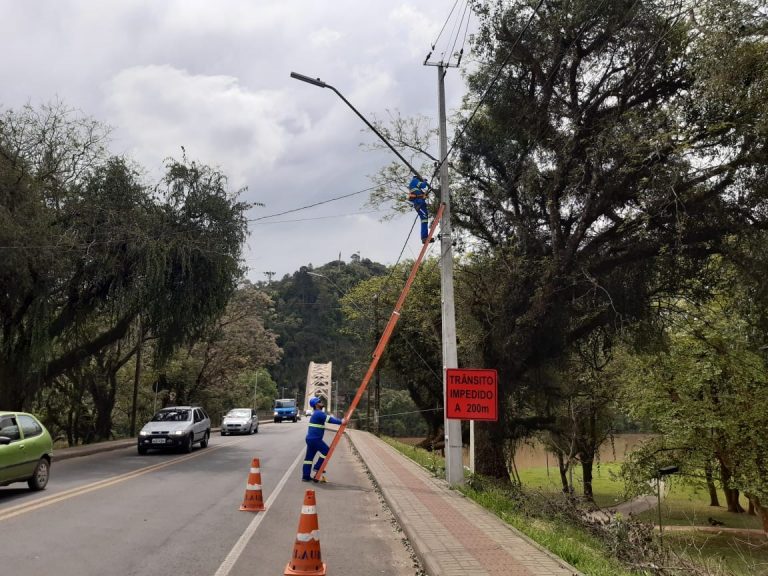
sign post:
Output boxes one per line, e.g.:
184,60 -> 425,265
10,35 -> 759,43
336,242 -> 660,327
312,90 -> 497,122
446,369 -> 498,422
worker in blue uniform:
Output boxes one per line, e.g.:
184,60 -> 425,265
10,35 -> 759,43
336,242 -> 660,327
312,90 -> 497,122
407,176 -> 433,244
302,396 -> 345,482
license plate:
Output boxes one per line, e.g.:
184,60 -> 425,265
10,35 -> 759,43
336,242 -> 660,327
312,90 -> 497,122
151,438 -> 166,444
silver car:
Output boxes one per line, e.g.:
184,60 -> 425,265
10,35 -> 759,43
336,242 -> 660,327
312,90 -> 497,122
221,408 -> 259,435
137,406 -> 211,454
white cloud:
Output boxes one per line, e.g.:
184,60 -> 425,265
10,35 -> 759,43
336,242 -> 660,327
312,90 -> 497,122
104,65 -> 303,188
310,28 -> 343,48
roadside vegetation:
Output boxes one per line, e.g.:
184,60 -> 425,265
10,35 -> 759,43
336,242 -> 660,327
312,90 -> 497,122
384,438 -> 768,576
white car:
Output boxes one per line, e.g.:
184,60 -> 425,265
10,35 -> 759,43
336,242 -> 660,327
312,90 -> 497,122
221,408 -> 259,435
137,406 -> 211,454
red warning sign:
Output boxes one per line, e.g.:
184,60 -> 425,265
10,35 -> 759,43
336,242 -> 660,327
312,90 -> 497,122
446,368 -> 498,421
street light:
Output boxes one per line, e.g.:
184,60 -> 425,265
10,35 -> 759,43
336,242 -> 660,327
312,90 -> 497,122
656,465 -> 679,549
290,72 -> 425,181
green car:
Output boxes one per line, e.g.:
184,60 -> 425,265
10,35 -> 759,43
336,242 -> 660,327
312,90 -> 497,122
0,411 -> 53,490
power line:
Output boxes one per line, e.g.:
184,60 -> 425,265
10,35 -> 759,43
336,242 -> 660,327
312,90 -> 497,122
425,0 -> 462,64
249,209 -> 383,225
247,185 -> 378,222
436,0 -> 546,173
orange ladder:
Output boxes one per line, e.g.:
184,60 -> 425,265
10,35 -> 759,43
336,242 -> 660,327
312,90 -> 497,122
314,203 -> 445,480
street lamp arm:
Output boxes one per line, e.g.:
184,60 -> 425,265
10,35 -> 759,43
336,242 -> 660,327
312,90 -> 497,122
290,71 -> 425,182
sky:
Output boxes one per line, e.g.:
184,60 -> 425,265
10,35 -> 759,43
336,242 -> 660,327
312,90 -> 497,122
1,1 -> 474,282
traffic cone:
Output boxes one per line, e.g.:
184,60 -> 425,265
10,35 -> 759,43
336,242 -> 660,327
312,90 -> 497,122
239,457 -> 266,512
284,489 -> 326,576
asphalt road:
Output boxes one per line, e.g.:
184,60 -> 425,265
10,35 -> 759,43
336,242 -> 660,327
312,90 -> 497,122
0,422 -> 418,576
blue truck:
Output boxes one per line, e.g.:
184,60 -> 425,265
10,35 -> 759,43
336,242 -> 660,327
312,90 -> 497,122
273,398 -> 299,423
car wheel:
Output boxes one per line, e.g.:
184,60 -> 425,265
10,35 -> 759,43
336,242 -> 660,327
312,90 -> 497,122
221,430 -> 227,436
138,445 -> 148,455
254,424 -> 259,434
293,417 -> 297,423
183,433 -> 193,453
274,418 -> 280,423
28,458 -> 50,490
200,431 -> 209,448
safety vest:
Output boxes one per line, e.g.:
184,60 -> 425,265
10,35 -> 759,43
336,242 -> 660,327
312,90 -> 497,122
306,409 -> 342,440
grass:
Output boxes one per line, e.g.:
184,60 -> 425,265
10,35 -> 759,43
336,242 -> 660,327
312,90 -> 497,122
632,480 -> 762,530
515,463 -> 626,509
664,530 -> 768,576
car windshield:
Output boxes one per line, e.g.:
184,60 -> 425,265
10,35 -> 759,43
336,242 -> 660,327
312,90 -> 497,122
275,400 -> 295,408
227,409 -> 251,418
151,409 -> 191,422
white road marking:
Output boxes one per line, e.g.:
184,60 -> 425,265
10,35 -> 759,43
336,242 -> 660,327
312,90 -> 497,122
213,448 -> 304,576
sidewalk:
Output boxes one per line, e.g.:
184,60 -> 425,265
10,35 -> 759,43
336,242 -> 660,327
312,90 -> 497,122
347,429 -> 582,576
53,438 -> 136,461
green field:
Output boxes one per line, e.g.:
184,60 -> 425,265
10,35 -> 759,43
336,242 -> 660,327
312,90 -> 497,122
515,463 -> 625,508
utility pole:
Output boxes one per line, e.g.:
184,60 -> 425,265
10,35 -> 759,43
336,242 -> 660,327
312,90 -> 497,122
436,63 -> 464,486
129,314 -> 143,437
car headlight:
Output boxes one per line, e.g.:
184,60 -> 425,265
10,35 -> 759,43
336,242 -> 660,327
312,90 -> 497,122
173,430 -> 185,435
139,430 -> 150,436
273,411 -> 279,416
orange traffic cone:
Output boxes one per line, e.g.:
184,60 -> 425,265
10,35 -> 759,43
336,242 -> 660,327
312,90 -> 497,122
239,457 -> 266,512
284,489 -> 326,576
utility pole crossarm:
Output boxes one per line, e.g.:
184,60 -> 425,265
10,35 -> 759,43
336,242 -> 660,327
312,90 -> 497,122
313,204 -> 446,480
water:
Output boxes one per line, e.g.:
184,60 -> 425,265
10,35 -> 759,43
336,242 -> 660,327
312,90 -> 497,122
453,433 -> 655,468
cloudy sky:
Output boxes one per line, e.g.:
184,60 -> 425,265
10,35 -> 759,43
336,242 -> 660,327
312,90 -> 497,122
1,1 -> 473,281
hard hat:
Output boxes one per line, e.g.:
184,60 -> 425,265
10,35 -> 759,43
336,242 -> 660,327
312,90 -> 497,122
309,397 -> 323,409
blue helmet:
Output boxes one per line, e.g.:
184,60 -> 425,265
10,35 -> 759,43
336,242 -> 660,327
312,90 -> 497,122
309,397 -> 323,409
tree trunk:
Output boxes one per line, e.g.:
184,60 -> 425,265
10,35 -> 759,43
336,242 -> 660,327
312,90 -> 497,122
720,463 -> 745,513
581,457 -> 594,502
0,364 -> 29,410
748,496 -> 768,535
89,364 -> 118,443
705,461 -> 720,507
474,422 -> 509,480
556,451 -> 570,494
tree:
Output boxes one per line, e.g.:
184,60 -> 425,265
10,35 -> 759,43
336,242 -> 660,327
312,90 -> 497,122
443,0 -> 768,478
0,103 -> 250,434
154,282 -> 282,417
538,333 -> 619,500
621,291 -> 768,533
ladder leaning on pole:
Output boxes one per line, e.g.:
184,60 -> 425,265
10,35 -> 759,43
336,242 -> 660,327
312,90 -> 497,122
314,202 -> 446,481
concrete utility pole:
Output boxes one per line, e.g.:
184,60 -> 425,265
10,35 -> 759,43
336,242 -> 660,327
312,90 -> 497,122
436,64 -> 464,486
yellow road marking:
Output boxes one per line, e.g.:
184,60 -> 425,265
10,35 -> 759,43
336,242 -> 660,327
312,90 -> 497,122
0,439 -> 247,522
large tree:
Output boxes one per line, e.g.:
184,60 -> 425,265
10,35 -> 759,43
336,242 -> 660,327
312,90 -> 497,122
0,103 -> 250,413
447,0 -> 768,478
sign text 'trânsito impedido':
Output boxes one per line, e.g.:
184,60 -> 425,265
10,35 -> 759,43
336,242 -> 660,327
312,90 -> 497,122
446,368 -> 498,421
